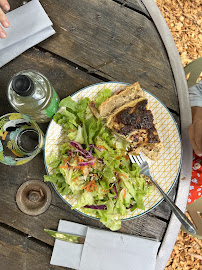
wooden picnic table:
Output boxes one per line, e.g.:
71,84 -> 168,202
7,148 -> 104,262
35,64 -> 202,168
0,0 -> 191,270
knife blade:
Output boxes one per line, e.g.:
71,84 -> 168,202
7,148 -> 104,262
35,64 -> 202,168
44,229 -> 85,244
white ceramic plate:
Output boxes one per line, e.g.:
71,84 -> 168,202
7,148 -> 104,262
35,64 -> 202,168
44,82 -> 182,220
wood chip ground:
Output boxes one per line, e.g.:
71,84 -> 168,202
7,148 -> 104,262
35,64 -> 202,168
154,1 -> 202,269
155,0 -> 201,67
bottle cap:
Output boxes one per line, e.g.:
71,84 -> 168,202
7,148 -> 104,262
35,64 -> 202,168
12,75 -> 34,96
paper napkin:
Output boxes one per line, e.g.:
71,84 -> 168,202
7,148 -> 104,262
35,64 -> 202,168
0,0 -> 55,68
50,220 -> 88,270
50,220 -> 161,270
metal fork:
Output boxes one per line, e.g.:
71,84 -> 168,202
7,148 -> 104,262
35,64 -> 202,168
131,153 -> 196,234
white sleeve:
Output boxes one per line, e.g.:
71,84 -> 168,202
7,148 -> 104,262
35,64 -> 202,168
188,80 -> 202,107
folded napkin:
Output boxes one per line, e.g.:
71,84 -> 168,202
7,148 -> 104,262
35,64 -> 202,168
50,220 -> 87,270
0,0 -> 55,68
50,220 -> 161,270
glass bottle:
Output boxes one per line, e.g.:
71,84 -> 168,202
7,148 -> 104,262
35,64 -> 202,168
7,70 -> 60,123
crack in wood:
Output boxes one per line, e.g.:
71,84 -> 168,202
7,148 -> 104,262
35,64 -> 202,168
34,46 -> 180,117
147,213 -> 170,224
89,60 -> 114,71
111,0 -> 151,20
35,46 -> 111,82
168,107 -> 180,117
0,222 -> 53,248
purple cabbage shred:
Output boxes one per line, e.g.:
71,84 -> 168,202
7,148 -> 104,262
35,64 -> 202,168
97,158 -> 104,164
126,204 -> 134,209
84,205 -> 107,210
78,158 -> 96,166
113,182 -> 118,199
70,141 -> 93,159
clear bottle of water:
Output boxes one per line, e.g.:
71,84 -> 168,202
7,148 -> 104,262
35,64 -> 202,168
7,70 -> 60,123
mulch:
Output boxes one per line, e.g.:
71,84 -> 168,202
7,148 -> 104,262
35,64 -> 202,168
155,0 -> 201,67
165,229 -> 202,270
154,0 -> 202,269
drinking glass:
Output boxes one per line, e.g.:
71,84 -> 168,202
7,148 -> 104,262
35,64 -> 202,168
0,113 -> 44,166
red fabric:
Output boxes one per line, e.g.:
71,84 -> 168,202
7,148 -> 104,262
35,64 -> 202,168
187,152 -> 202,205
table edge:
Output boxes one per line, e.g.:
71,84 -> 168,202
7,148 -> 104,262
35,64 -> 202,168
140,1 -> 193,269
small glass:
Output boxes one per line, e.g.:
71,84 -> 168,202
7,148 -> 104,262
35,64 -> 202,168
0,113 -> 44,166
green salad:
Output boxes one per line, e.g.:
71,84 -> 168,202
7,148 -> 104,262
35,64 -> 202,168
44,89 -> 153,231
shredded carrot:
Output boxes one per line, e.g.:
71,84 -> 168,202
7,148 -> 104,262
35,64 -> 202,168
82,180 -> 97,192
92,161 -> 97,168
59,165 -> 68,169
82,171 -> 88,177
2,131 -> 8,140
123,188 -> 127,199
69,129 -> 75,132
11,149 -> 22,157
72,176 -> 79,182
79,165 -> 86,170
117,173 -> 127,178
74,165 -> 85,170
62,157 -> 70,163
97,145 -> 106,149
74,165 -> 79,169
116,155 -> 129,160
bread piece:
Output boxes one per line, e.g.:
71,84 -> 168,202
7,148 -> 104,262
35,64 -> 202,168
98,82 -> 144,119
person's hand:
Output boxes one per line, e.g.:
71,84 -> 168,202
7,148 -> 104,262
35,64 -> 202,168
189,106 -> 202,156
0,0 -> 10,39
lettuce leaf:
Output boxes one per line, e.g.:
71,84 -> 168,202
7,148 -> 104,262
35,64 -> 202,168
59,96 -> 78,112
46,153 -> 61,169
77,97 -> 90,122
74,125 -> 85,144
94,88 -> 111,108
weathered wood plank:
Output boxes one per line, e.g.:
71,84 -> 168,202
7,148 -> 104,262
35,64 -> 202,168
35,0 -> 178,112
0,225 -> 66,270
122,215 -> 167,240
9,0 -> 150,19
8,0 -> 178,112
7,0 -> 28,10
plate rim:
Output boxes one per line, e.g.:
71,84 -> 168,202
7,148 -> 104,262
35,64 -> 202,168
44,81 -> 182,221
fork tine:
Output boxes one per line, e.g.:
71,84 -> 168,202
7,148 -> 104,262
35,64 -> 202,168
140,152 -> 145,161
136,155 -> 142,164
132,155 -> 140,166
129,155 -> 135,164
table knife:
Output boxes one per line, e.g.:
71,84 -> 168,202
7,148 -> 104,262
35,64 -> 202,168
44,229 -> 85,244
45,228 -> 158,244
